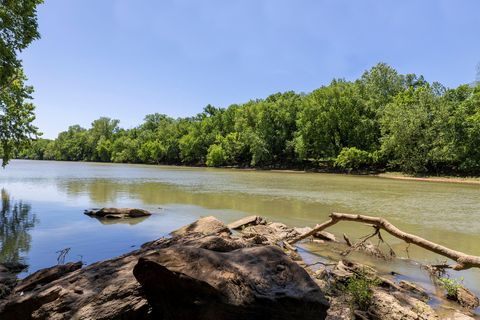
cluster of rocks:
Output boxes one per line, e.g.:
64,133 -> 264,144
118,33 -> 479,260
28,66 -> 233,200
0,214 -> 478,319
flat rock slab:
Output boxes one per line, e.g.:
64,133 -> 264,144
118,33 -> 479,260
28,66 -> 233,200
227,215 -> 265,230
84,207 -> 151,219
134,245 -> 329,320
14,262 -> 82,293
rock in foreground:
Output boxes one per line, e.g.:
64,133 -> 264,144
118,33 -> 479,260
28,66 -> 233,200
0,216 -> 328,320
134,245 -> 329,320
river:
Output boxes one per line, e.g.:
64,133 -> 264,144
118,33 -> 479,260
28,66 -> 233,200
1,159 -> 479,300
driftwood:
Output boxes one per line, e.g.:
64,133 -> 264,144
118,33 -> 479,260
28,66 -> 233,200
289,212 -> 480,271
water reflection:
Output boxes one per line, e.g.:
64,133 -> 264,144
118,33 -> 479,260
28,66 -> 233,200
86,215 -> 151,226
0,189 -> 37,264
57,179 -> 480,259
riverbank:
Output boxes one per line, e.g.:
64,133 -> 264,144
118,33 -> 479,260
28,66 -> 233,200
377,172 -> 480,185
1,215 -> 478,319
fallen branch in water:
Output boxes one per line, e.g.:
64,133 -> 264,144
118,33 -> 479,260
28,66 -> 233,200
288,212 -> 480,271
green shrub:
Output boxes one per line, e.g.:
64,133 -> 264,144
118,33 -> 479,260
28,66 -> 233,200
345,274 -> 380,311
334,147 -> 373,170
438,277 -> 463,298
206,144 -> 227,167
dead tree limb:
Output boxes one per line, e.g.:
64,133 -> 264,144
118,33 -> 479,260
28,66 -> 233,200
289,212 -> 480,271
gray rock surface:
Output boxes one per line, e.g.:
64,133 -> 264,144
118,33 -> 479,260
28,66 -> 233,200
134,245 -> 329,320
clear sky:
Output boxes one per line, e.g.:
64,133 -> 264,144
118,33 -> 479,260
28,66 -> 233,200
21,0 -> 480,139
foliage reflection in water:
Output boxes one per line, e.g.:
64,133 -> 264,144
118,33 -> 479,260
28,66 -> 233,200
0,189 -> 37,265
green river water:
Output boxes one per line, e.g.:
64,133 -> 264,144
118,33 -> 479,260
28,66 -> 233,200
1,160 -> 479,311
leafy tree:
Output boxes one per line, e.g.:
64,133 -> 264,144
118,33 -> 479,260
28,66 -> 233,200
179,106 -> 224,164
95,136 -> 113,162
53,125 -> 88,161
296,80 -> 376,161
453,85 -> 480,173
380,85 -> 441,173
87,117 -> 120,161
111,134 -> 139,163
358,63 -> 406,114
0,0 -> 43,165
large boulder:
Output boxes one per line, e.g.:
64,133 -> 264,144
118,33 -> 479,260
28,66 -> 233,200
133,245 -> 329,320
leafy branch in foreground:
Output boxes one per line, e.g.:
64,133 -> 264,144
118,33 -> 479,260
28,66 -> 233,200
0,0 -> 43,166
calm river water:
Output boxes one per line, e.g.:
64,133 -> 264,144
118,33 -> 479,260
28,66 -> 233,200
1,160 -> 479,299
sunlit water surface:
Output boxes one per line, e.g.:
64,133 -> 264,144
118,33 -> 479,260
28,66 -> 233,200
1,160 -> 479,312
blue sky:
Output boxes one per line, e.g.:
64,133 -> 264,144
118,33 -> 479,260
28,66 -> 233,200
21,0 -> 480,138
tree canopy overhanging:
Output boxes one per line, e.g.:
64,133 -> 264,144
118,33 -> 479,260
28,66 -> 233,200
0,0 -> 43,166
17,63 -> 480,175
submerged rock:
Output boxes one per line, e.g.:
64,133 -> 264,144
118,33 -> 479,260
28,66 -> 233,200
133,245 -> 329,320
84,207 -> 151,219
314,231 -> 337,242
398,280 -> 429,301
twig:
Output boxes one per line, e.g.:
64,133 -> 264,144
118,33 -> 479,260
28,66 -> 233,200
56,248 -> 70,265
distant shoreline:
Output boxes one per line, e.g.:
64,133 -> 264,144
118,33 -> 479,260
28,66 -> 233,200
10,159 -> 480,185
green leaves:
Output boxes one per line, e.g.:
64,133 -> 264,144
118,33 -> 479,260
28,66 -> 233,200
0,0 -> 43,165
438,277 -> 464,299
0,70 -> 39,166
296,80 -> 377,161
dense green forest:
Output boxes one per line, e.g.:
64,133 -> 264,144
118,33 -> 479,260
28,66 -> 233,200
16,63 -> 480,175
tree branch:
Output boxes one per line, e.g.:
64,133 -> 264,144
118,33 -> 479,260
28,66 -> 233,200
289,212 -> 480,271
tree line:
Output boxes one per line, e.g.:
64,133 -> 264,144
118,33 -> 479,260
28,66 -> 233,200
15,63 -> 480,175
